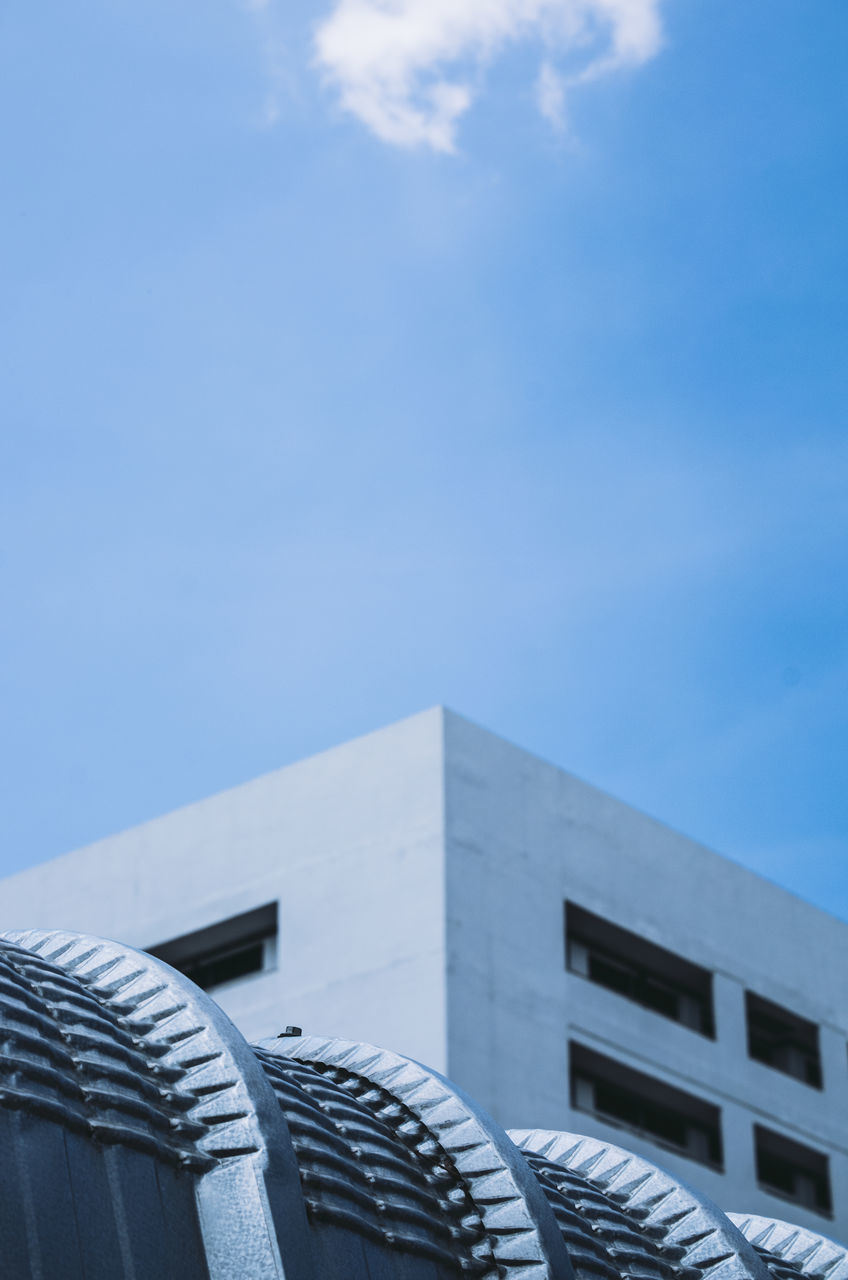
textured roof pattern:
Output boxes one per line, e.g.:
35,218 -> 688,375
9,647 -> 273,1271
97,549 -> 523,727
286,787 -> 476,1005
0,930 -> 843,1280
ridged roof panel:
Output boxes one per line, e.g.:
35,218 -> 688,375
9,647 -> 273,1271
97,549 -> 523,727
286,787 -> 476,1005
0,931 -> 841,1280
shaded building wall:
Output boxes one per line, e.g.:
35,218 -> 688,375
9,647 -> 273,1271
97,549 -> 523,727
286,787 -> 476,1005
443,709 -> 848,1237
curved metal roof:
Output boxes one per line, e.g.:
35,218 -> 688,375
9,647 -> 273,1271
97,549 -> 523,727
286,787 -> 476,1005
0,929 -> 843,1279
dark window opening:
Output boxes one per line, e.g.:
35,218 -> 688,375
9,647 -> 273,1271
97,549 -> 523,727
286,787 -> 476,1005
746,992 -> 822,1088
570,1042 -> 723,1169
181,940 -> 265,990
147,903 -> 278,992
754,1125 -> 832,1217
565,902 -> 715,1037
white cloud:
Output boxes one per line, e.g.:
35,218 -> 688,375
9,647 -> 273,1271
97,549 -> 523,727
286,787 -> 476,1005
313,0 -> 664,151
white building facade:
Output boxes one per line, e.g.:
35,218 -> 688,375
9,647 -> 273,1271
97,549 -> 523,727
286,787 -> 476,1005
2,707 -> 846,1238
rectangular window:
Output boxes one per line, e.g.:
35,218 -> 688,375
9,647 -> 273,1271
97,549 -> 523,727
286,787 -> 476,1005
570,1042 -> 723,1169
565,902 -> 715,1037
147,903 -> 278,992
746,992 -> 822,1088
754,1125 -> 832,1217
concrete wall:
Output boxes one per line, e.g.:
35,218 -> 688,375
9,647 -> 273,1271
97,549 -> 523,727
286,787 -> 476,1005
443,709 -> 848,1239
0,709 -> 448,1067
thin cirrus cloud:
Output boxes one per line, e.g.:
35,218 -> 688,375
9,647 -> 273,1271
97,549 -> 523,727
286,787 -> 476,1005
312,0 -> 665,151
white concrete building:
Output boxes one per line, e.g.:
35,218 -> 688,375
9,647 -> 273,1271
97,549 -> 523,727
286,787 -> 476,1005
1,707 -> 846,1238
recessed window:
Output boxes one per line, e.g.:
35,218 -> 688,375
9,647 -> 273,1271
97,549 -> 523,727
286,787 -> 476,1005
147,903 -> 278,992
754,1125 -> 832,1217
565,902 -> 714,1037
570,1042 -> 723,1169
746,992 -> 822,1088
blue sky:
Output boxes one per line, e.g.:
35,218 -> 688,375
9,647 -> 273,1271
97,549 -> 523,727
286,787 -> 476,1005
1,0 -> 846,916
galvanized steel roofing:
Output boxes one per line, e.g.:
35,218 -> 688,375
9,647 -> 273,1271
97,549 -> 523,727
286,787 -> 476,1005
0,929 -> 843,1280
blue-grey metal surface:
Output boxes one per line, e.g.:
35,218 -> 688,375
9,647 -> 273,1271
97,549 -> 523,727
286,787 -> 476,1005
0,929 -> 841,1279
1,929 -> 315,1280
262,1034 -> 576,1280
516,1145 -> 692,1280
255,1045 -> 484,1278
729,1216 -> 848,1280
510,1130 -> 773,1280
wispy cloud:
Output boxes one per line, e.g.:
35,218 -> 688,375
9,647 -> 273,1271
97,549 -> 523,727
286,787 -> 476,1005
313,0 -> 665,151
242,0 -> 292,127
536,59 -> 567,131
